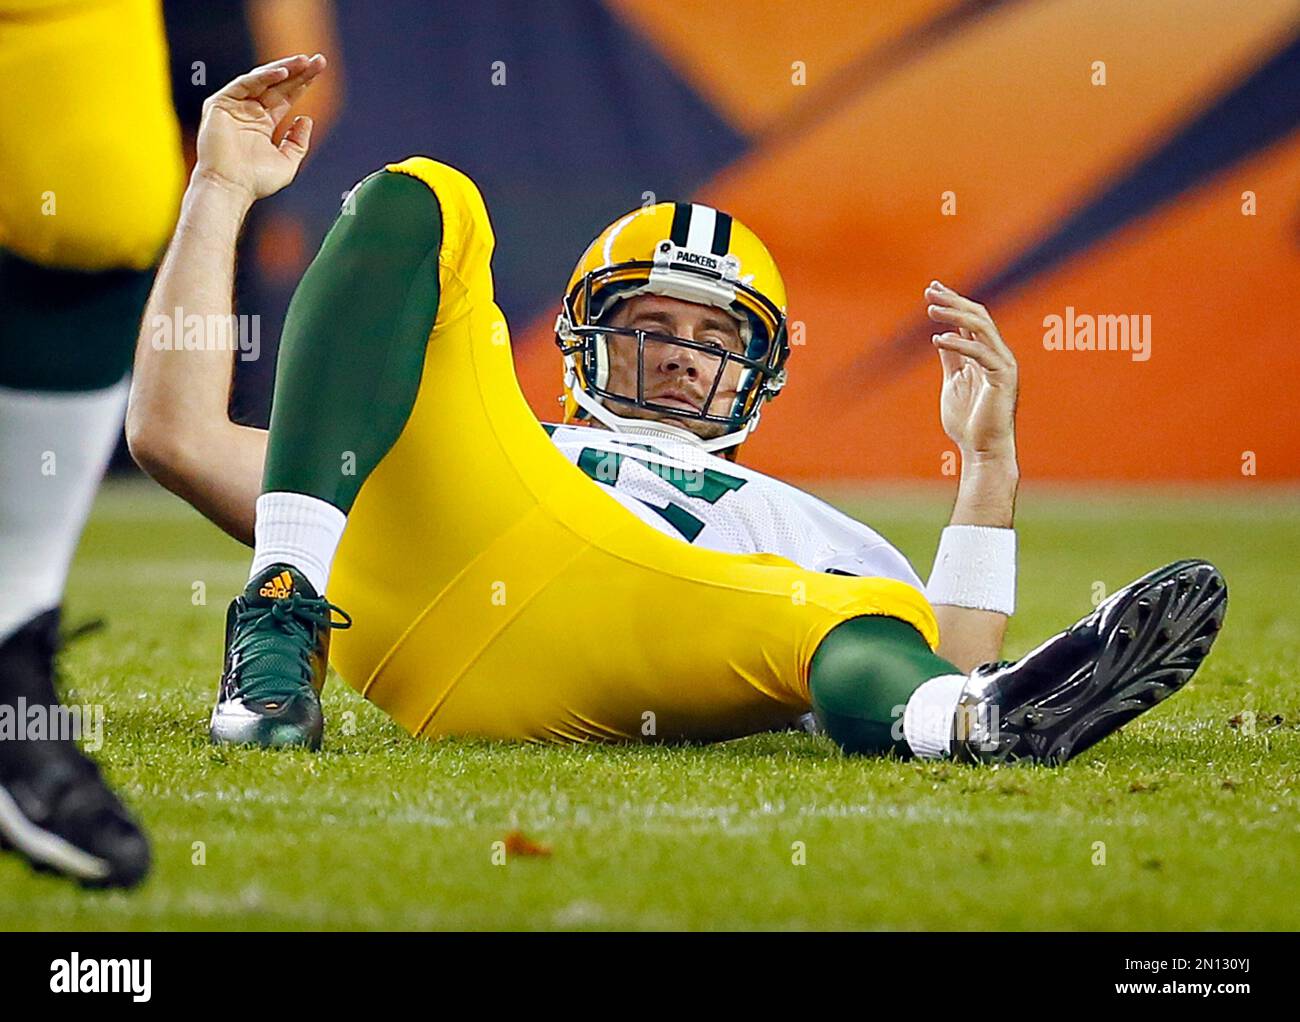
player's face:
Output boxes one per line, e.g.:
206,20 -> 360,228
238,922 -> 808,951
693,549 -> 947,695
601,294 -> 747,440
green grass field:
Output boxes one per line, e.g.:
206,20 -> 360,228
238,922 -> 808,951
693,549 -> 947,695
2,477 -> 1297,930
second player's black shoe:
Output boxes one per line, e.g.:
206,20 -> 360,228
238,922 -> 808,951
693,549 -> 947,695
953,559 -> 1227,765
0,609 -> 151,888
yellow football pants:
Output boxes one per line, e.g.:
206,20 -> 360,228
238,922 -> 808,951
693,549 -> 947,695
329,157 -> 939,744
0,0 -> 182,270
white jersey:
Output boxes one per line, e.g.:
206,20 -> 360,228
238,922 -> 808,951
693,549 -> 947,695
542,423 -> 924,590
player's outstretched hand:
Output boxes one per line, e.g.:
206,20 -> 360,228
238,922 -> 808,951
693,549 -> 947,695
194,54 -> 328,203
926,281 -> 1019,464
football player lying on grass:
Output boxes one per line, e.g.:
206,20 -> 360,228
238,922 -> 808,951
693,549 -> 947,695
128,56 -> 1227,763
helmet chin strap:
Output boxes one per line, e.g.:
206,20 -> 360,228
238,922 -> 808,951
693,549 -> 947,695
568,379 -> 753,453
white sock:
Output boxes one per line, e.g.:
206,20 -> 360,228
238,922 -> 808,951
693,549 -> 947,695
902,672 -> 969,759
0,380 -> 129,643
249,492 -> 347,596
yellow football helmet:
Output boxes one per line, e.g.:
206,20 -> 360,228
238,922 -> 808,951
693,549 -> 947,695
555,201 -> 789,454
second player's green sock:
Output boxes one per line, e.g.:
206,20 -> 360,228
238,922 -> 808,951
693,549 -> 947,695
0,250 -> 150,640
0,251 -> 152,392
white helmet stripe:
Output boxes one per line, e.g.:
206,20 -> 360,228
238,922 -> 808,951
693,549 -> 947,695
685,203 -> 717,255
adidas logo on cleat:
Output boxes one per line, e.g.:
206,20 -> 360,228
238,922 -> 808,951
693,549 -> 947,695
258,570 -> 295,599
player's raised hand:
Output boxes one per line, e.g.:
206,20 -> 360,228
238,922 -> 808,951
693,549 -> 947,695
194,54 -> 327,202
926,281 -> 1019,464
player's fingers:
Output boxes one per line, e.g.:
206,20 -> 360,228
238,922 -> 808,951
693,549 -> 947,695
216,57 -> 301,102
927,302 -> 1001,342
931,332 -> 1009,375
924,280 -> 985,317
936,345 -> 965,379
278,115 -> 314,162
264,73 -> 318,125
927,304 -> 1016,364
264,53 -> 327,113
926,284 -> 1018,362
926,299 -> 983,325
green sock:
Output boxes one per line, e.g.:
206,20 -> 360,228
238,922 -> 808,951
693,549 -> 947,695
809,615 -> 961,757
262,170 -> 443,511
0,251 -> 152,390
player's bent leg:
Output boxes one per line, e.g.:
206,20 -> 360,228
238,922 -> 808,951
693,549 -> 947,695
259,171 -> 442,512
211,167 -> 446,749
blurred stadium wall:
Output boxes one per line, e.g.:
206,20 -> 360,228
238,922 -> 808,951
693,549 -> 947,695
229,0 -> 1299,483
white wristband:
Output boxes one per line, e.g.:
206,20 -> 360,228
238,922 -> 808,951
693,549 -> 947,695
925,525 -> 1016,614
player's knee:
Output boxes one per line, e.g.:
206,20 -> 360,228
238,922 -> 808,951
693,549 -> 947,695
382,156 -> 494,269
326,169 -> 445,281
808,615 -> 935,757
809,649 -> 906,757
385,157 -> 486,217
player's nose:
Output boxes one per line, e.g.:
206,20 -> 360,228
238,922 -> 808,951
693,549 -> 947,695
655,338 -> 704,378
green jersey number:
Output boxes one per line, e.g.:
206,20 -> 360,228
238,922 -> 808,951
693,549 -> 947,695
572,445 -> 747,542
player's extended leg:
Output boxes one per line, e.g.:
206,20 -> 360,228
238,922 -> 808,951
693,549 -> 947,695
209,168 -> 444,748
0,0 -> 181,886
810,557 -> 1226,763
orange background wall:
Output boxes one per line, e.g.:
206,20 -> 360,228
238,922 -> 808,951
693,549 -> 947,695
512,0 -> 1300,483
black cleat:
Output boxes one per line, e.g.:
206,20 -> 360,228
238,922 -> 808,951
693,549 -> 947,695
954,559 -> 1227,765
210,565 -> 350,750
0,609 -> 150,888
